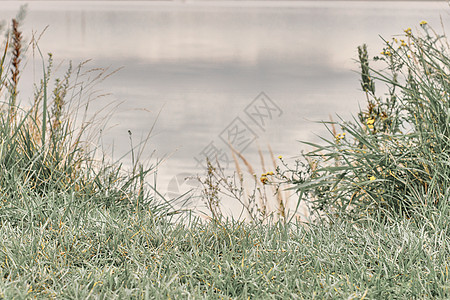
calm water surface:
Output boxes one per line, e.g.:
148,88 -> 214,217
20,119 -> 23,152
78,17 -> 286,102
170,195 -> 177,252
0,1 -> 448,212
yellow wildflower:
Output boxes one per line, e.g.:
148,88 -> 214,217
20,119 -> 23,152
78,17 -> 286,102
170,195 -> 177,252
335,132 -> 347,143
404,28 -> 412,36
261,171 -> 274,176
369,176 -> 376,181
420,20 -> 427,26
367,117 -> 375,129
278,155 -> 282,159
260,176 -> 268,184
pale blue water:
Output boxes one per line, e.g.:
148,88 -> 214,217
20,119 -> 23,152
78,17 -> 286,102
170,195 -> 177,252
0,1 -> 448,212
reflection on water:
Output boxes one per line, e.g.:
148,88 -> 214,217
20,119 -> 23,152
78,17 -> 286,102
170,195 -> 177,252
0,1 -> 448,212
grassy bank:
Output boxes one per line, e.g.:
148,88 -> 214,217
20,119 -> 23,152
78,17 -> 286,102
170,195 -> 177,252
0,13 -> 449,299
1,206 -> 448,298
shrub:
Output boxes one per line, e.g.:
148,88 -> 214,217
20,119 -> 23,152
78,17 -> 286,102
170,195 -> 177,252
293,22 -> 450,220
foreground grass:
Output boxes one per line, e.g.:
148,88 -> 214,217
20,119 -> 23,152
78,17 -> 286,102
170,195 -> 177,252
0,12 -> 448,299
0,194 -> 448,299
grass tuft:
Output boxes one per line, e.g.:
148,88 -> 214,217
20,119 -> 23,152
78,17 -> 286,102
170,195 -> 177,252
289,23 -> 450,222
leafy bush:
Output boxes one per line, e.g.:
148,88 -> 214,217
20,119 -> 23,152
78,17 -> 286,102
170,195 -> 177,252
294,22 -> 450,220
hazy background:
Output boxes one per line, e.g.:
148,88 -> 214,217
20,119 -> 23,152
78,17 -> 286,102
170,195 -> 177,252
0,1 -> 448,212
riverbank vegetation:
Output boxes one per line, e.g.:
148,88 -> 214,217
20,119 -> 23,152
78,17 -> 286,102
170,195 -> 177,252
0,13 -> 448,299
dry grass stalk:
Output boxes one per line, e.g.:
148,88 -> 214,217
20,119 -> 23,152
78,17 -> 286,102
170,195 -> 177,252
222,143 -> 301,223
267,145 -> 288,219
10,18 -> 22,123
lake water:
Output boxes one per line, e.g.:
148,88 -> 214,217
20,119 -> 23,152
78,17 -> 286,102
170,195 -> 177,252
0,1 -> 448,215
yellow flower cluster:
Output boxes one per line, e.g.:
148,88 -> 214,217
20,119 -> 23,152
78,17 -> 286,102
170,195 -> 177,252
260,171 -> 274,185
404,28 -> 412,36
389,38 -> 408,50
335,132 -> 346,143
420,20 -> 428,26
380,50 -> 392,56
367,117 -> 375,129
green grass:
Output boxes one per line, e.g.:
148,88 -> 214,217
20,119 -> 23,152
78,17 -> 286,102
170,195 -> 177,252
1,202 -> 448,298
291,22 -> 450,221
0,13 -> 449,299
